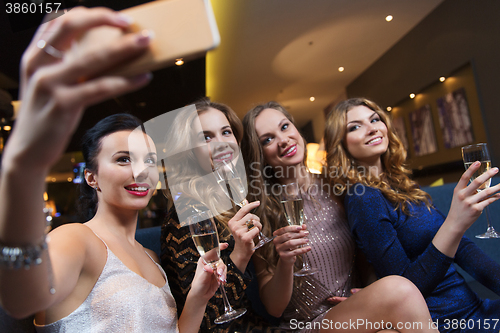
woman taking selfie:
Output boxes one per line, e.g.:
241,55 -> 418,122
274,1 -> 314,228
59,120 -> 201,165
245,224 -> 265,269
241,101 -> 440,333
325,97 -> 500,333
0,8 -> 221,332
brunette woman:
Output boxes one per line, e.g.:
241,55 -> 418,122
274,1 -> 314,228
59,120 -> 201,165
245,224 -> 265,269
325,97 -> 500,333
241,101 -> 440,333
0,8 -> 221,332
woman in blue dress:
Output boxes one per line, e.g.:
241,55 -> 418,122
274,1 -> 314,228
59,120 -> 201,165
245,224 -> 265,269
324,97 -> 500,333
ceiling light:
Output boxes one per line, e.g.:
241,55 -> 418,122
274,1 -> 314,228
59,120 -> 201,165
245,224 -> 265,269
410,93 -> 416,99
386,107 -> 392,112
386,15 -> 393,22
310,97 -> 315,102
175,58 -> 184,66
439,76 -> 446,82
3,125 -> 11,131
338,66 -> 345,72
67,177 -> 73,182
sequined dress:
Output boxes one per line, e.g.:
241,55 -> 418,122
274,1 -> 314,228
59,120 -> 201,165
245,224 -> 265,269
35,236 -> 179,333
280,182 -> 356,332
161,199 -> 283,333
345,186 -> 500,333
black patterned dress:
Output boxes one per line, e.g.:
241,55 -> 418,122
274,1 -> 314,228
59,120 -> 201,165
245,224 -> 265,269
160,199 -> 284,333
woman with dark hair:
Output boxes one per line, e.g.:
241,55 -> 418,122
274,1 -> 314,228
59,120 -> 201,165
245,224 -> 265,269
161,98 -> 281,332
0,8 -> 222,333
241,101 -> 440,333
325,97 -> 500,332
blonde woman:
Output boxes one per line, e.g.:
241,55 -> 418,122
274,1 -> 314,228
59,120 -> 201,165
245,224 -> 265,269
325,97 -> 500,333
160,99 -> 281,332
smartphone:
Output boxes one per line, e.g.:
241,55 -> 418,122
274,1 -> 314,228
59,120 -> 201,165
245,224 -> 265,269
69,0 -> 220,76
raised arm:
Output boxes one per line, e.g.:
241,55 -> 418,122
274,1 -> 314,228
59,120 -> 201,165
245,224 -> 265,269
346,163 -> 500,297
432,162 -> 500,256
0,7 -> 151,317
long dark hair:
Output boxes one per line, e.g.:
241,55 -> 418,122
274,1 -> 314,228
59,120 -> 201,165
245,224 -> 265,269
79,113 -> 143,220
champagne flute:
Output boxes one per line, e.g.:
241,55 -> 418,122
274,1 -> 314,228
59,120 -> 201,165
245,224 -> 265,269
461,143 -> 500,238
213,159 -> 274,249
280,182 -> 319,276
187,211 -> 247,324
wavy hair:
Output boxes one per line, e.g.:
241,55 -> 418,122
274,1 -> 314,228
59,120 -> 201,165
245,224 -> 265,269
324,97 -> 431,213
241,101 -> 309,272
162,98 -> 243,239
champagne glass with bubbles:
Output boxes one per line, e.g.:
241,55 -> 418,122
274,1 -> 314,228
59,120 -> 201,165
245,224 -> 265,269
462,143 -> 500,238
214,159 -> 274,249
281,182 -> 319,276
187,211 -> 247,324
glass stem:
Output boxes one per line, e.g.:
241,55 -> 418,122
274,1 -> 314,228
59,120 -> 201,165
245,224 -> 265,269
217,281 -> 234,313
301,252 -> 312,270
214,269 -> 233,313
485,205 -> 494,231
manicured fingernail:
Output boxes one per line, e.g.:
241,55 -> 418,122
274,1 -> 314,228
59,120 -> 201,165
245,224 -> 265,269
203,266 -> 209,273
296,226 -> 302,230
474,161 -> 481,166
304,231 -> 310,235
116,14 -> 133,25
493,167 -> 499,174
136,29 -> 154,46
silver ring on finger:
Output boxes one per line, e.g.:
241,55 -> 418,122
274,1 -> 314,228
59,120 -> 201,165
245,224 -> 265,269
37,40 -> 64,59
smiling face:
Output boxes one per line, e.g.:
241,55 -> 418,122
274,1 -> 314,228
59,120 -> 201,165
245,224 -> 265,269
254,108 -> 305,169
88,130 -> 159,212
193,107 -> 238,173
344,105 -> 389,170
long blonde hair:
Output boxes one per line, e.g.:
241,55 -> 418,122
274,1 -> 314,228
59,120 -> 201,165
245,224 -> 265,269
241,101 -> 308,272
324,97 -> 431,214
162,98 -> 243,238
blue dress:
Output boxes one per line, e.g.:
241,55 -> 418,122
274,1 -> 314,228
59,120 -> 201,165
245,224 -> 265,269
345,186 -> 500,333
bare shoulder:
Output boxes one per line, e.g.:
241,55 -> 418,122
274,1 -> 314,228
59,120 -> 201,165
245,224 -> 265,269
48,223 -> 102,254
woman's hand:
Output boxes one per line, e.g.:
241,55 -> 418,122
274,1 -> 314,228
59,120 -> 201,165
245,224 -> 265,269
228,201 -> 262,271
272,224 -> 310,265
447,162 -> 500,232
434,161 -> 500,257
4,6 -> 152,173
189,258 -> 226,302
326,288 -> 362,305
179,258 -> 226,333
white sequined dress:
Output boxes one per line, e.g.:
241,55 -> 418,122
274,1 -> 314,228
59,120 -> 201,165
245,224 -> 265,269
35,238 -> 179,333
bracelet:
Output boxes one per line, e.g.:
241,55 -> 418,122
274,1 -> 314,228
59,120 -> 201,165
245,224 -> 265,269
0,236 -> 48,270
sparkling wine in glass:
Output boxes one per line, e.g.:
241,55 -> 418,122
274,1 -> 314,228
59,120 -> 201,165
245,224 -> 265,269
214,159 -> 274,249
461,143 -> 500,238
281,182 -> 319,276
187,211 -> 247,324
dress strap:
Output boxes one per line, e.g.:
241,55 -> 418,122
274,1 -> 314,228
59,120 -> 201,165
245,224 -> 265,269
83,225 -> 109,249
